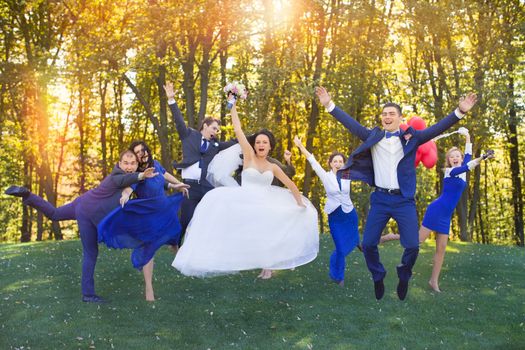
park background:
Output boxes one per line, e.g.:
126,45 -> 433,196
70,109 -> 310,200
0,1 -> 523,244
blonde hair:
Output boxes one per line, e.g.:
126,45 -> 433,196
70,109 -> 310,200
445,147 -> 463,167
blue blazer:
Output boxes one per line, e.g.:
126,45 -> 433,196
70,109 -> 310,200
331,106 -> 463,198
169,103 -> 236,184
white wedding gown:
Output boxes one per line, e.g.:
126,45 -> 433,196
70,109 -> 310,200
172,167 -> 319,277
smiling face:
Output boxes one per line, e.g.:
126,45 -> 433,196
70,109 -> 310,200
133,144 -> 149,165
446,149 -> 463,168
329,155 -> 345,172
381,106 -> 403,132
254,134 -> 271,158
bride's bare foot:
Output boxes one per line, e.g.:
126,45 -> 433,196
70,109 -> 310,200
258,269 -> 273,279
428,280 -> 441,292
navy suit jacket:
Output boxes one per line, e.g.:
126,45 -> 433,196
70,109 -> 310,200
169,103 -> 236,186
78,165 -> 142,225
331,106 -> 463,198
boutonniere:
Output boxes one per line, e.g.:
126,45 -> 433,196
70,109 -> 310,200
403,133 -> 412,145
213,142 -> 219,147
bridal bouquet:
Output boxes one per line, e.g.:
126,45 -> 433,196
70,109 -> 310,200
224,81 -> 248,109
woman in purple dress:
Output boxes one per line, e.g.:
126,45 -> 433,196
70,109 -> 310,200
419,130 -> 493,292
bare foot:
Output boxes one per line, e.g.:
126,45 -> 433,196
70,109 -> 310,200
257,270 -> 264,278
428,280 -> 441,292
145,288 -> 155,301
259,269 -> 273,279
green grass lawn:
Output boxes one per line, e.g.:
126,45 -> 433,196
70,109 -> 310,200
1,235 -> 524,349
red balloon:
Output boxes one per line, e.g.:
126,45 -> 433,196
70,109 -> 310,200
407,116 -> 427,130
400,123 -> 409,132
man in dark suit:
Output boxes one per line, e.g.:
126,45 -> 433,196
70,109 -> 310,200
316,86 -> 477,300
4,150 -> 158,303
164,82 -> 236,241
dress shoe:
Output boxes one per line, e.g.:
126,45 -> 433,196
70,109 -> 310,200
82,295 -> 108,303
397,279 -> 409,300
374,279 -> 385,300
4,186 -> 30,198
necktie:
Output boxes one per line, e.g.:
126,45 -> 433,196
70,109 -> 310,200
200,139 -> 208,153
385,131 -> 400,139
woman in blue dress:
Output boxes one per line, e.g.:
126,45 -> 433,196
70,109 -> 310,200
98,141 -> 189,301
419,130 -> 493,292
294,136 -> 360,286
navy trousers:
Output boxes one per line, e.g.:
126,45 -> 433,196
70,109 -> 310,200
23,194 -> 99,296
327,207 -> 360,282
179,181 -> 214,244
361,191 -> 419,282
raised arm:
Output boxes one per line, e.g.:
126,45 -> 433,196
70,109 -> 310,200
294,136 -> 327,183
315,86 -> 370,141
457,127 -> 472,165
230,102 -> 254,164
419,93 -> 478,143
164,172 -> 190,197
272,163 -> 305,207
164,82 -> 190,139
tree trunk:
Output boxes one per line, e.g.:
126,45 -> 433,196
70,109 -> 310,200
99,77 -> 108,178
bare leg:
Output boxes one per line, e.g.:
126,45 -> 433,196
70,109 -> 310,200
379,233 -> 400,243
419,226 -> 432,244
143,259 -> 155,301
429,234 -> 448,292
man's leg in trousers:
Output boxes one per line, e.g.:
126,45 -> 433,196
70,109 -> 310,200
23,194 -> 78,221
393,198 -> 420,281
362,192 -> 392,282
179,185 -> 203,244
77,216 -> 99,296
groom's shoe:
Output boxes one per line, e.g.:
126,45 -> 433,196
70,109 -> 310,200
82,295 -> 108,303
5,186 -> 30,198
397,279 -> 409,301
374,279 -> 385,300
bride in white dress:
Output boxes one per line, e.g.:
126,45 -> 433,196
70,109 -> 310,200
172,99 -> 319,278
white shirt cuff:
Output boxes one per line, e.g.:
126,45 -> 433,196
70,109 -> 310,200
455,108 -> 465,119
464,143 -> 472,155
467,159 -> 479,170
168,98 -> 176,105
326,101 -> 336,113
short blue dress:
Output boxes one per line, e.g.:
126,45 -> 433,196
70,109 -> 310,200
421,150 -> 472,234
98,160 -> 183,269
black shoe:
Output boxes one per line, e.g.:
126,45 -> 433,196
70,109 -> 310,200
4,186 -> 30,198
357,244 -> 363,252
82,295 -> 108,303
397,279 -> 409,300
374,279 -> 385,300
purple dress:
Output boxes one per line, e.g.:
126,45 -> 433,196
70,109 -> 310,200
98,161 -> 183,269
421,149 -> 472,234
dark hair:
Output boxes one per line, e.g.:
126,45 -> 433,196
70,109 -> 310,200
247,129 -> 276,155
119,149 -> 138,162
199,117 -> 221,131
328,152 -> 346,166
382,102 -> 402,116
129,140 -> 154,169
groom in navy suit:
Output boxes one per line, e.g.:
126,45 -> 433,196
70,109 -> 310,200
316,87 -> 478,300
5,150 -> 158,303
164,82 -> 236,242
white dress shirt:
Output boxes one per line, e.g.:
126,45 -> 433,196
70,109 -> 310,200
182,138 -> 208,180
371,133 -> 403,189
307,154 -> 354,214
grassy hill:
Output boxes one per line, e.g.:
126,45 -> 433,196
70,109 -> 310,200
1,236 -> 524,349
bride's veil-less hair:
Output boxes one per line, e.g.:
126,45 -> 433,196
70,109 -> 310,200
246,129 -> 276,155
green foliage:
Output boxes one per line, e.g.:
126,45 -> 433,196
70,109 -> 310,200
0,0 -> 523,243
